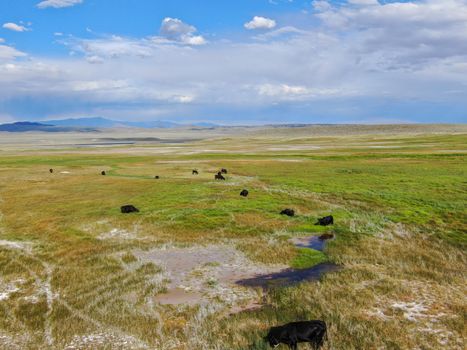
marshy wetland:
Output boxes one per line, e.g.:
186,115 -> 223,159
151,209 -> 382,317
0,124 -> 465,349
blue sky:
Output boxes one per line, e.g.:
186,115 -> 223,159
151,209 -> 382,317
1,0 -> 466,124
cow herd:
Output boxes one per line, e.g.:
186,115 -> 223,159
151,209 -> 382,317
49,166 -> 332,349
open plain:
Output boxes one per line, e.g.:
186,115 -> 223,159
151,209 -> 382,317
0,124 -> 466,349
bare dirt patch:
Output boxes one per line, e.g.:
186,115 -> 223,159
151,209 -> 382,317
133,244 -> 286,307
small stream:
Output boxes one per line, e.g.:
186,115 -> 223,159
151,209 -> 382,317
236,234 -> 341,289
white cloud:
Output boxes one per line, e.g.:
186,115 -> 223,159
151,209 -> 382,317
183,35 -> 206,46
85,55 -> 104,64
244,16 -> 277,30
160,18 -> 206,45
72,35 -> 154,59
253,26 -> 308,40
37,0 -> 83,9
0,45 -> 26,61
173,95 -> 195,103
257,84 -> 344,100
0,38 -> 4,43
314,0 -> 467,66
70,80 -> 128,92
258,84 -> 311,96
2,23 -> 29,32
312,0 -> 333,12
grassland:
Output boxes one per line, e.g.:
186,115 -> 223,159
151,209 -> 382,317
0,125 -> 466,349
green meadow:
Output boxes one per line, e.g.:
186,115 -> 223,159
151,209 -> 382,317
0,126 -> 465,349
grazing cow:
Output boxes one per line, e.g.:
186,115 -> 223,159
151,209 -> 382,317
319,233 -> 334,240
315,215 -> 333,226
154,175 -> 160,179
101,171 -> 106,176
265,320 -> 327,350
215,172 -> 225,180
221,168 -> 228,174
49,169 -> 54,173
121,205 -> 139,214
192,170 -> 199,175
240,189 -> 249,197
280,209 -> 295,217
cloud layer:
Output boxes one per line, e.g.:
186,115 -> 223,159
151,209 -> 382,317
1,0 -> 467,124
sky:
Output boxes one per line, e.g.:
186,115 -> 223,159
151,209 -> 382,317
0,0 -> 466,125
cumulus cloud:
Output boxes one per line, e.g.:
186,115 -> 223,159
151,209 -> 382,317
37,0 -> 83,9
160,18 -> 206,45
244,16 -> 277,30
2,23 -> 29,32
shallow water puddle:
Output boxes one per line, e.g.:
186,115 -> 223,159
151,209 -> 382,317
290,235 -> 331,251
236,263 -> 341,289
237,234 -> 341,289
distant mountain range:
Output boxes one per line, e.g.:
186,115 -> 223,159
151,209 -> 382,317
0,118 -> 219,132
0,122 -> 97,132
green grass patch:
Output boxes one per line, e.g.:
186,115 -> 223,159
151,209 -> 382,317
290,248 -> 327,269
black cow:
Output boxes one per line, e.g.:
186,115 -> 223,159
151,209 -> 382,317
49,169 -> 54,173
192,170 -> 199,175
240,189 -> 249,197
280,209 -> 295,217
121,205 -> 139,214
315,215 -> 333,226
101,171 -> 106,176
265,320 -> 327,350
221,168 -> 228,174
154,175 -> 160,179
215,172 -> 225,180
